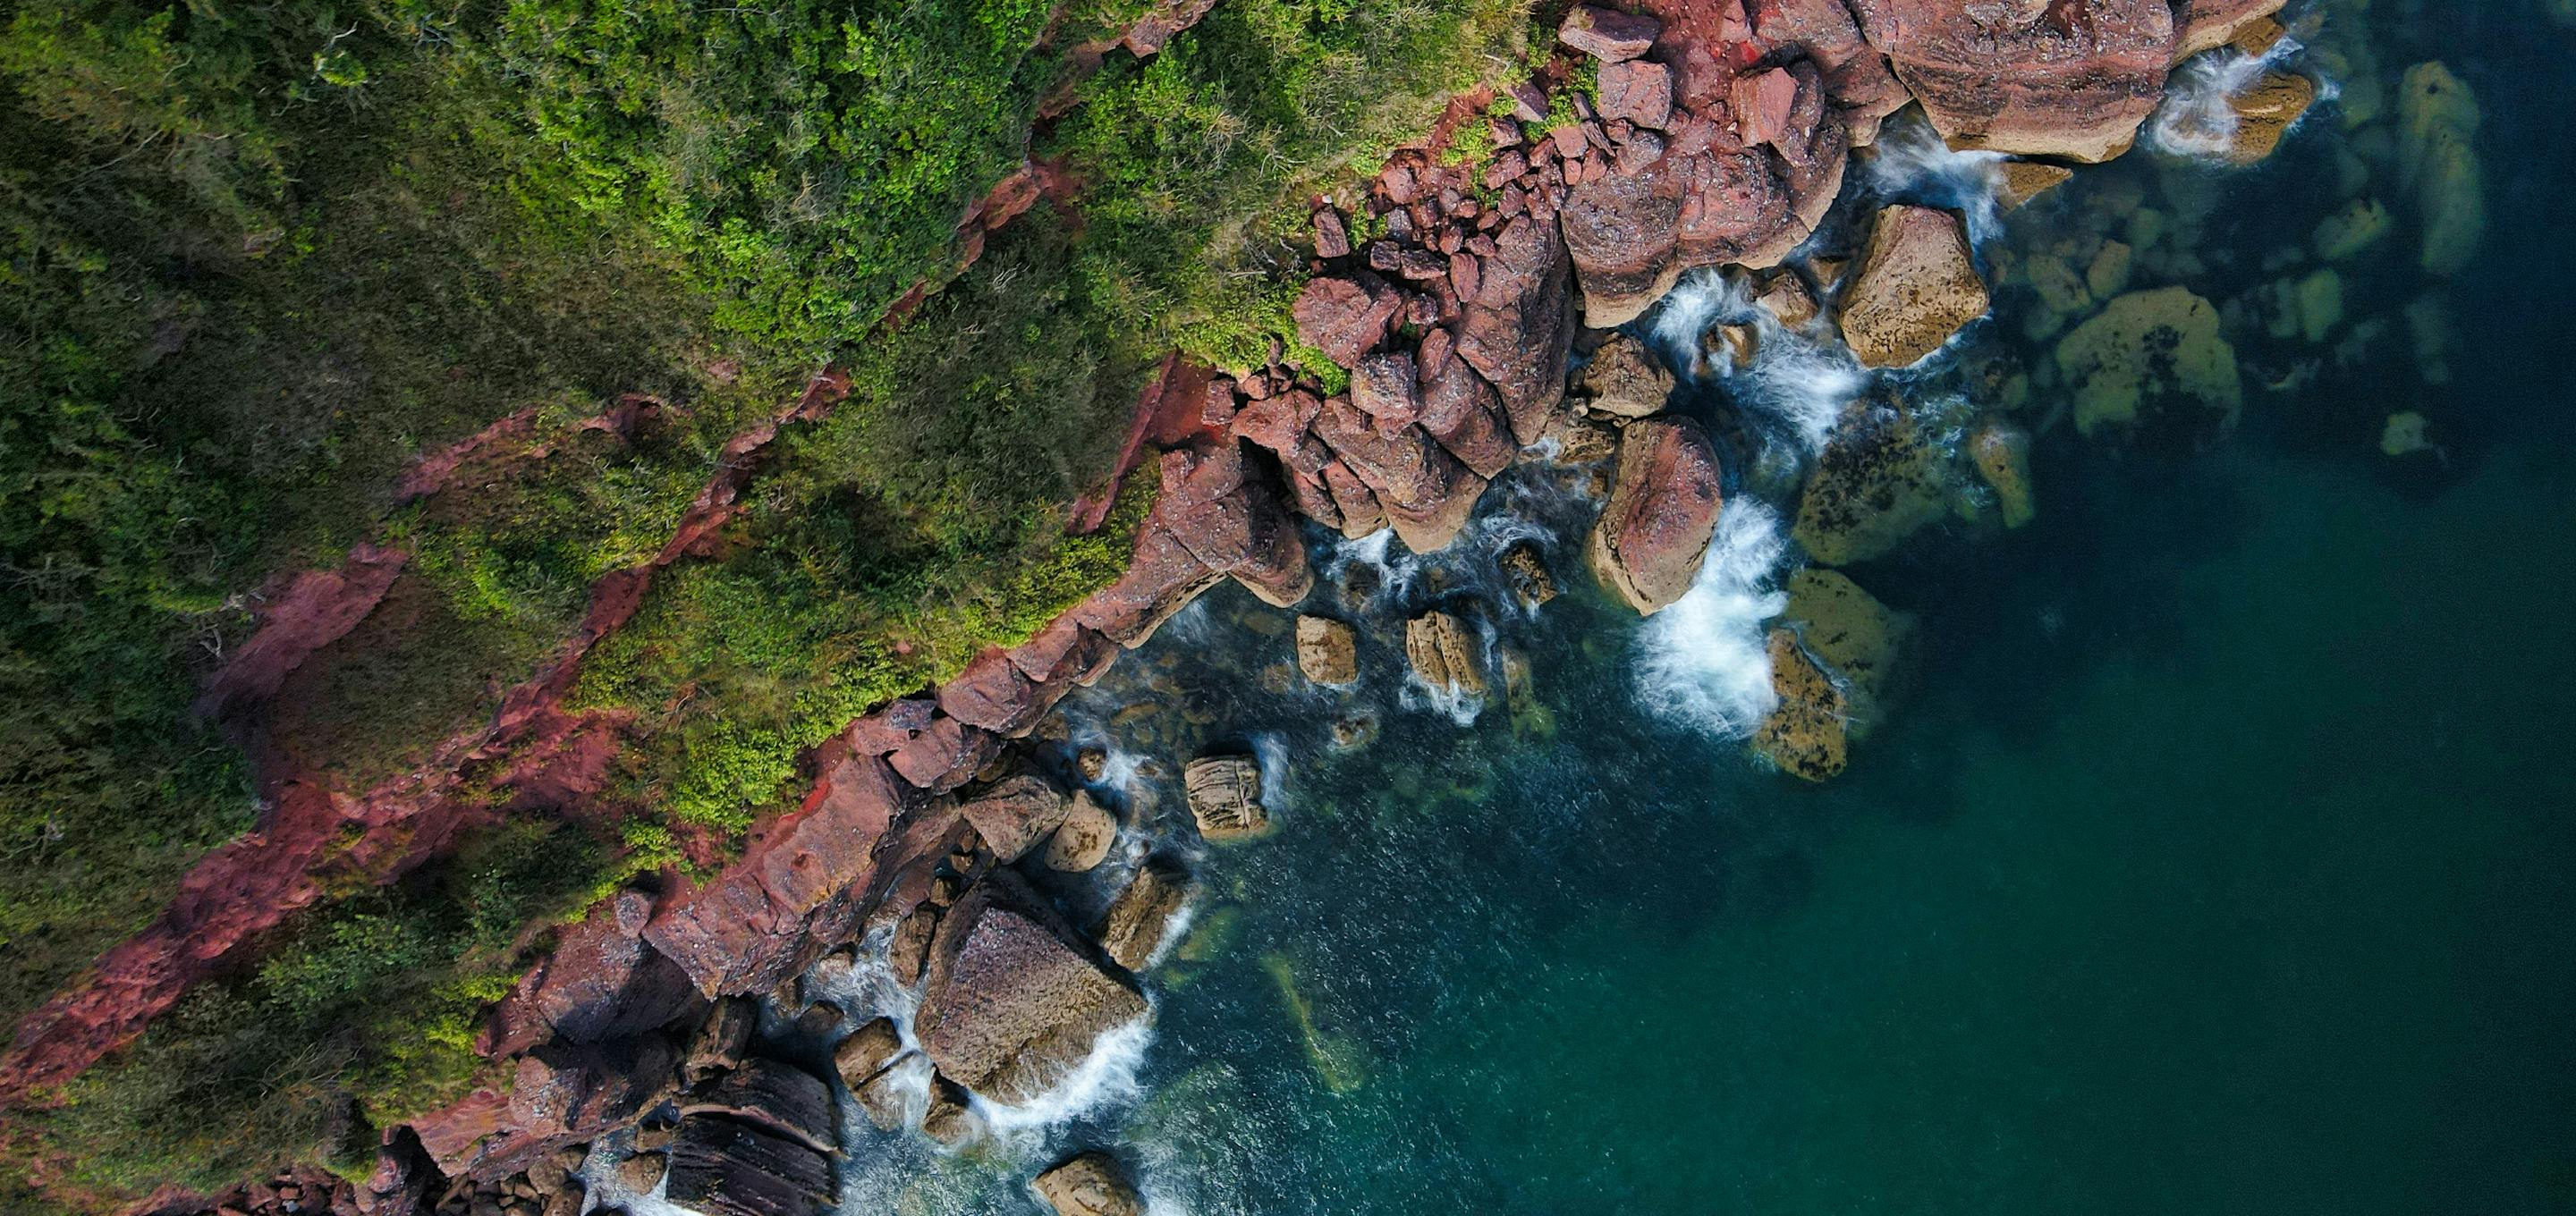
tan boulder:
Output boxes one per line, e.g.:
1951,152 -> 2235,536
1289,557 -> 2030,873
2223,70 -> 2315,164
1570,333 -> 1673,418
1034,1152 -> 1146,1216
1995,161 -> 2073,211
1183,756 -> 1271,841
1750,629 -> 1847,782
1838,206 -> 1988,367
911,872 -> 1149,1105
1404,610 -> 1487,696
1294,615 -> 1359,686
1042,791 -> 1118,873
1095,856 -> 1195,971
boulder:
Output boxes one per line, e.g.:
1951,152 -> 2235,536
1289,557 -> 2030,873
513,890 -> 699,1049
2055,286 -> 2241,449
1043,791 -> 1118,873
852,1052 -> 920,1133
1596,59 -> 1673,129
1837,205 -> 1987,367
677,1059 -> 835,1156
1557,4 -> 1659,60
1995,160 -> 2073,210
1570,334 -> 1672,418
1781,570 -> 1913,737
2396,62 -> 2486,276
1155,443 -> 1314,607
888,904 -> 939,985
1182,756 -> 1271,842
832,1018 -> 905,1090
1403,610 -> 1487,696
663,1116 -> 832,1216
960,775 -> 1069,863
1095,857 -> 1196,971
1295,615 -> 1360,686
1750,268 -> 1819,328
1497,540 -> 1558,608
1792,397 -> 1953,565
683,999 -> 756,1085
1310,397 -> 1483,553
1750,629 -> 1847,781
911,873 -> 1149,1104
1416,347 -> 1518,478
1034,1152 -> 1146,1216
613,1149 -> 666,1196
2173,0 -> 2289,58
1749,0 -> 1912,134
920,1073 -> 979,1146
1351,350 -> 1423,427
1589,417 -> 1723,614
1454,215 -> 1574,444
1292,272 -> 1402,367
2222,70 -> 2314,164
1858,0 -> 2179,162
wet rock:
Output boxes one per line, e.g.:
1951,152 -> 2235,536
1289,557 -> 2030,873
1570,333 -> 1671,418
1751,0 -> 1911,135
1294,615 -> 1360,686
1590,417 -> 1723,614
960,774 -> 1070,864
1403,610 -> 1487,696
2396,62 -> 2486,276
1292,272 -> 1402,367
1539,410 -> 1619,465
1837,205 -> 1987,367
1970,419 -> 2036,528
664,1115 -> 832,1216
1781,570 -> 1914,737
612,1150 -> 665,1196
2055,286 -> 2241,448
912,872 -> 1149,1104
1750,269 -> 1819,328
1704,323 -> 1758,373
1182,756 -> 1271,841
888,905 -> 939,985
1556,4 -> 1658,60
1076,747 -> 1109,782
1096,856 -> 1196,971
1034,1152 -> 1146,1216
920,1074 -> 979,1146
2311,198 -> 2391,262
833,1018 -> 905,1090
1995,160 -> 2073,211
1497,541 -> 1557,608
2174,0 -> 2289,58
679,1058 -> 836,1155
1043,791 -> 1118,873
1331,714 -> 1380,749
1792,397 -> 1953,566
1864,0 -> 2179,162
2223,70 -> 2315,164
1750,629 -> 1847,782
1417,344 -> 1518,478
683,999 -> 756,1085
1595,58 -> 1672,129
852,1052 -> 919,1133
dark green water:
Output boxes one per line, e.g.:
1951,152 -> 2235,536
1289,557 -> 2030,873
803,5 -> 2576,1213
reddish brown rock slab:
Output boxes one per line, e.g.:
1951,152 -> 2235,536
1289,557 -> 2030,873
1095,857 -> 1197,972
960,774 -> 1071,863
887,715 -> 1002,793
1416,352 -> 1518,479
1454,215 -> 1575,445
1311,397 -> 1482,553
1596,58 -> 1674,129
938,646 -> 1046,736
192,542 -> 407,721
1748,0 -> 1911,136
1068,519 -> 1225,646
1320,460 -> 1390,539
1292,272 -> 1402,367
678,1058 -> 837,1155
1852,0 -> 2177,162
1351,350 -> 1424,427
2172,0 -> 2288,58
665,1115 -> 833,1216
912,872 -> 1149,1104
1558,4 -> 1661,60
1589,417 -> 1724,615
1837,204 -> 1987,368
1006,615 -> 1122,688
1157,444 -> 1314,607
502,889 -> 700,1051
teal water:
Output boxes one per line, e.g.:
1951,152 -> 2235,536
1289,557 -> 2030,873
810,5 -> 2576,1212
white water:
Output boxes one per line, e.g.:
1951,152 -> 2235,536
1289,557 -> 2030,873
2148,32 -> 2311,160
976,1016 -> 1158,1140
1634,499 -> 1792,739
1649,269 -> 1867,454
1862,114 -> 2011,246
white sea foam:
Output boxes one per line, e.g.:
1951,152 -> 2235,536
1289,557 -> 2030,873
2148,32 -> 2311,160
1863,114 -> 2010,245
1634,498 -> 1791,739
1651,269 -> 1866,454
1250,731 -> 1292,810
976,1016 -> 1157,1139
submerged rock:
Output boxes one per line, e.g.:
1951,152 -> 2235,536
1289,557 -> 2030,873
2396,62 -> 2487,276
1996,160 -> 2073,211
1750,629 -> 1848,782
1792,398 -> 1953,566
1970,419 -> 2036,528
1590,417 -> 1724,614
1295,615 -> 1360,687
1838,205 -> 1987,368
1034,1151 -> 1147,1216
1183,755 -> 1271,841
911,872 -> 1149,1105
1404,609 -> 1487,697
1782,570 -> 1914,739
1262,952 -> 1368,1092
2055,286 -> 2242,449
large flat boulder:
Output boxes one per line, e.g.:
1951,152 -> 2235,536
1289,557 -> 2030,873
911,872 -> 1148,1105
677,1058 -> 836,1155
1838,205 -> 1987,367
1850,0 -> 2177,162
665,1114 -> 833,1216
1454,216 -> 1575,445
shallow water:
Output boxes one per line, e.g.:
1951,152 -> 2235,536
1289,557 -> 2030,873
801,4 -> 2576,1212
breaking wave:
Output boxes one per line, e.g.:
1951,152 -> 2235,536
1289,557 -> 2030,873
2148,30 -> 2312,160
1862,114 -> 2010,245
1633,498 -> 1792,739
1648,270 -> 1866,454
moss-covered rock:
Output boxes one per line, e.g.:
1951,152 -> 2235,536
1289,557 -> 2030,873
1750,629 -> 1846,782
1970,419 -> 2037,528
2055,286 -> 2242,450
2397,62 -> 2487,276
1782,570 -> 1915,739
1792,396 -> 1954,565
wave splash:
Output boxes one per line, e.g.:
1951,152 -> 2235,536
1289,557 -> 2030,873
1649,270 -> 1865,455
2148,30 -> 2311,159
1633,498 -> 1791,739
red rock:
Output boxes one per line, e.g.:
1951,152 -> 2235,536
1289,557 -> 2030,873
509,890 -> 699,1049
2174,0 -> 2288,57
664,1113 -> 831,1216
1155,443 -> 1314,607
959,774 -> 1070,863
1418,354 -> 1520,478
1733,67 -> 1800,146
1312,207 -> 1352,258
1320,460 -> 1390,539
1589,416 -> 1724,614
886,715 -> 999,792
677,1058 -> 836,1155
1352,350 -> 1424,427
1231,387 -> 1323,457
1281,465 -> 1343,530
937,646 -> 1044,735
846,697 -> 936,756
1311,397 -> 1484,553
1851,0 -> 2176,162
1506,79 -> 1549,122
1749,0 -> 1910,133
1068,520 -> 1224,646
1453,216 -> 1574,445
1597,59 -> 1674,129
1005,616 -> 1120,688
1559,4 -> 1661,60
192,543 -> 406,721
912,872 -> 1149,1104
1292,273 -> 1402,367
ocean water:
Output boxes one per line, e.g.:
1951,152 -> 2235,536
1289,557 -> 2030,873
805,5 -> 2576,1212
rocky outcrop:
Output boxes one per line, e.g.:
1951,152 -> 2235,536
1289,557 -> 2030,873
677,1059 -> 835,1155
1590,417 -> 1723,614
1852,0 -> 2180,162
1035,1151 -> 1147,1216
1838,205 -> 1987,367
911,871 -> 1148,1105
2173,0 -> 2290,59
1295,615 -> 1360,686
961,774 -> 1070,864
1404,610 -> 1487,696
1780,570 -> 1912,738
2222,70 -> 2314,164
1182,756 -> 1270,841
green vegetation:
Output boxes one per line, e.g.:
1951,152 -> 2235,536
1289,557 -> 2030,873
0,0 -> 1539,1202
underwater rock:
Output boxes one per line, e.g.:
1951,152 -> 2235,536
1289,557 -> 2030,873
2055,286 -> 2242,449
1838,205 -> 1987,367
1970,419 -> 2036,528
678,1059 -> 836,1156
1860,0 -> 2178,162
1043,791 -> 1118,873
833,1018 -> 904,1091
1590,417 -> 1724,614
1183,755 -> 1272,841
664,1115 -> 833,1216
1996,160 -> 2074,211
1096,856 -> 1196,971
1262,953 -> 1369,1092
960,774 -> 1069,864
1295,615 -> 1360,687
2396,62 -> 2487,276
1750,629 -> 1848,782
1404,609 -> 1487,696
1570,333 -> 1673,418
1497,540 -> 1559,608
2379,411 -> 2436,459
2312,198 -> 2392,262
1035,1152 -> 1147,1216
1782,570 -> 1915,738
1792,397 -> 1953,566
912,871 -> 1149,1105
2222,70 -> 2315,165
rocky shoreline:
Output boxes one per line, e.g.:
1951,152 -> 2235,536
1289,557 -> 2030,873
49,0 -> 2504,1210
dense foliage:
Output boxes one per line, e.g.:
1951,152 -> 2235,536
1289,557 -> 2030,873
0,0 -> 1530,1202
